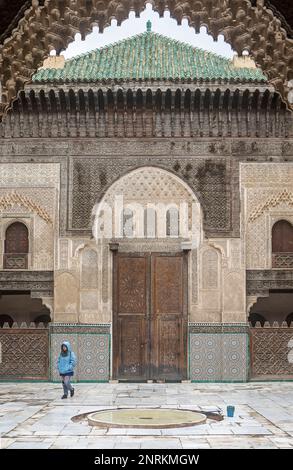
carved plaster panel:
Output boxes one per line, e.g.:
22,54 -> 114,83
93,166 -> 202,244
54,272 -> 79,322
80,248 -> 98,289
241,163 -> 293,270
0,164 -> 60,271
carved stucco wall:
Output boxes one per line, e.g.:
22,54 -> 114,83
241,163 -> 293,269
54,166 -> 246,324
0,163 -> 59,270
55,240 -> 108,324
93,166 -> 202,240
197,245 -> 221,321
71,155 -> 231,236
54,271 -> 79,323
96,166 -> 202,325
193,238 -> 246,323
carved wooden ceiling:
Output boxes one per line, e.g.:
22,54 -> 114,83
0,0 -> 292,118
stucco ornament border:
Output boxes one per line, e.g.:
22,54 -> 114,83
0,191 -> 52,224
247,188 -> 293,223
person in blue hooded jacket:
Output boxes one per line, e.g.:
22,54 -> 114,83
57,341 -> 77,399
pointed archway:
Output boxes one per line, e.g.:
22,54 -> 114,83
92,166 -> 202,381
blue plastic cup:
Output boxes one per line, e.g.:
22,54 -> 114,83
227,405 -> 235,417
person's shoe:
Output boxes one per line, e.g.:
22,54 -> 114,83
61,394 -> 67,399
70,388 -> 75,397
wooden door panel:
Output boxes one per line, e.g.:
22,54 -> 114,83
152,317 -> 182,380
152,256 -> 183,314
117,257 -> 147,314
113,252 -> 187,381
113,254 -> 148,380
117,316 -> 147,379
151,253 -> 187,381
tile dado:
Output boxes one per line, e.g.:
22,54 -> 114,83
50,324 -> 110,382
50,324 -> 248,382
189,324 -> 248,382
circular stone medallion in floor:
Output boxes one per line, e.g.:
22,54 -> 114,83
88,408 -> 207,428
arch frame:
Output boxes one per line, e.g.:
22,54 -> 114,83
2,218 -> 31,270
267,212 -> 293,268
94,163 -> 204,209
271,217 -> 293,268
91,165 -> 203,245
0,0 -> 292,117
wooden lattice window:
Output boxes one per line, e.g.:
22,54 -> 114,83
272,220 -> 293,268
4,222 -> 29,269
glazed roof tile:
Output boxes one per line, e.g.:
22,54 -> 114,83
32,30 -> 267,84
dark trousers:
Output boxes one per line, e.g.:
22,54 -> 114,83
61,375 -> 74,396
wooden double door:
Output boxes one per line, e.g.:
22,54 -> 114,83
113,252 -> 188,381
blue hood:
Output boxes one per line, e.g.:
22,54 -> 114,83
61,341 -> 72,353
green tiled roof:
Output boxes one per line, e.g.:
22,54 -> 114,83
32,31 -> 267,84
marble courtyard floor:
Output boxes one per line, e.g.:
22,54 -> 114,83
1,382 -> 293,449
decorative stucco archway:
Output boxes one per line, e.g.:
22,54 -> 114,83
88,166 -> 203,332
93,166 -> 199,381
92,165 -> 203,246
0,0 -> 293,117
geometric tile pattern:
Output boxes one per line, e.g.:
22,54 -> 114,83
78,335 -> 109,381
222,334 -> 248,381
50,329 -> 110,382
190,333 -> 248,382
189,334 -> 222,381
